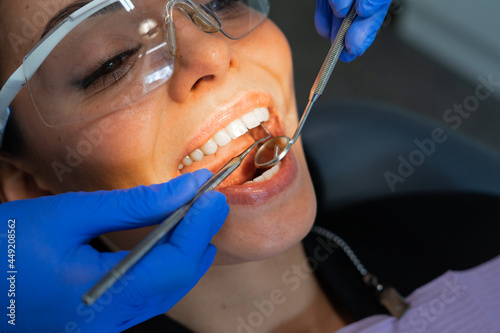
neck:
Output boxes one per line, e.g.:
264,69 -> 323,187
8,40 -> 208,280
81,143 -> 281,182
167,243 -> 349,332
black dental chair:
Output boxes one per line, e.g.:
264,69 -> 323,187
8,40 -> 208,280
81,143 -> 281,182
301,99 -> 500,312
302,99 -> 500,212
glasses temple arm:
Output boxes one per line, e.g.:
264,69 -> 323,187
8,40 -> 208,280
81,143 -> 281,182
0,66 -> 27,146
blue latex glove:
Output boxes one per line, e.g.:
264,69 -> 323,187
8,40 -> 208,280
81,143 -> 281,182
0,170 -> 229,332
315,0 -> 392,62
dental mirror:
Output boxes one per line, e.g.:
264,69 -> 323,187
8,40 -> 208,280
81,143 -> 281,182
254,3 -> 357,169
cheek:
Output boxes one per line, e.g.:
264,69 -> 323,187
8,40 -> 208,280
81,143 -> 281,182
235,20 -> 297,136
31,98 -> 179,191
239,20 -> 294,96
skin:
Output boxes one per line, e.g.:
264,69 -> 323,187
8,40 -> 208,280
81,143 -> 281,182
0,1 -> 351,331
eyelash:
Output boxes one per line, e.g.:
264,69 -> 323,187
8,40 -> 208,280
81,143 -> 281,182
205,0 -> 246,19
74,1 -> 246,93
76,46 -> 141,93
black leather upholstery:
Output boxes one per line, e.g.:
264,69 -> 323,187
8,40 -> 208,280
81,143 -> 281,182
301,99 -> 500,210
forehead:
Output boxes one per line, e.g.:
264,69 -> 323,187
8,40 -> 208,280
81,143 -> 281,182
0,0 -> 75,80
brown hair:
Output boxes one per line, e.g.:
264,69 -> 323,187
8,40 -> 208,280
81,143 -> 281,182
2,114 -> 25,156
0,40 -> 24,155
0,1 -> 92,155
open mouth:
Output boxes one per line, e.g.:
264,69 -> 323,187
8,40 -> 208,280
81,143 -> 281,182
178,105 -> 285,188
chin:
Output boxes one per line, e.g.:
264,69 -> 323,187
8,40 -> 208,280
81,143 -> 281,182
177,91 -> 317,265
95,90 -> 316,261
213,148 -> 317,265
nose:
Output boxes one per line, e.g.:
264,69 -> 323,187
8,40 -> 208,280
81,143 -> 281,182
166,7 -> 236,103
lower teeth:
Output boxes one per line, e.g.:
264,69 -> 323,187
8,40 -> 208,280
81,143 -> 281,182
244,162 -> 281,185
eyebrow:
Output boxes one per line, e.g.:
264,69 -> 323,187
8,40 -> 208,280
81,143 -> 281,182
42,1 -> 91,38
41,1 -> 123,39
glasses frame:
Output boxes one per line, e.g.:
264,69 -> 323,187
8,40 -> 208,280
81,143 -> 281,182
0,0 -> 134,146
0,0 -> 269,147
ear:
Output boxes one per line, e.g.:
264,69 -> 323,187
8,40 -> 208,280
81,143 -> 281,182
0,159 -> 53,203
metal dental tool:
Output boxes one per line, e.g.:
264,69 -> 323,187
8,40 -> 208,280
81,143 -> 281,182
83,124 -> 272,306
254,4 -> 357,169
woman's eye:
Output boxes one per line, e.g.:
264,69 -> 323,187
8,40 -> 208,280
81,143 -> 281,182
206,0 -> 245,17
76,46 -> 141,92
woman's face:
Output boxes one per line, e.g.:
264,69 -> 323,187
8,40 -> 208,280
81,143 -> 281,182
1,0 -> 316,264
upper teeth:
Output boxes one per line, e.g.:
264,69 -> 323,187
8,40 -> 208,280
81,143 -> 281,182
178,107 -> 270,170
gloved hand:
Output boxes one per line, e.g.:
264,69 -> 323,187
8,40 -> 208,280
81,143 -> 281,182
0,169 -> 228,333
315,0 -> 392,62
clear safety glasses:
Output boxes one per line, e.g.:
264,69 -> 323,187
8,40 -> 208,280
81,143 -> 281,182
0,0 -> 270,145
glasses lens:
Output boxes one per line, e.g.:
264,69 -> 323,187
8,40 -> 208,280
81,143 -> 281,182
27,2 -> 174,126
198,0 -> 270,39
25,0 -> 269,127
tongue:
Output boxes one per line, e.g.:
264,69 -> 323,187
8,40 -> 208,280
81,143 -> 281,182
218,149 -> 259,188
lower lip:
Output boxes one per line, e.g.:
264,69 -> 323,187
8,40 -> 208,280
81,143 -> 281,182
218,149 -> 298,206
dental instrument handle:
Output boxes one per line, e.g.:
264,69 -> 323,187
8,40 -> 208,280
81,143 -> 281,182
83,124 -> 271,306
311,3 -> 357,97
83,199 -> 192,306
290,3 -> 357,144
83,159 -> 240,306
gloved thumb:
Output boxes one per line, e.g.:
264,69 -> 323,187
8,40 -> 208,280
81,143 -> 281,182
58,169 -> 214,241
94,191 -> 228,310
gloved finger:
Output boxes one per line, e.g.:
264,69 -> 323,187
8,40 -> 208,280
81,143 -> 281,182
64,169 -> 213,240
165,191 -> 228,257
328,0 -> 355,18
155,244 -> 217,306
355,0 -> 392,17
154,191 -> 229,245
315,0 -> 333,39
328,16 -> 344,44
108,193 -> 227,302
132,192 -> 227,294
327,15 -> 353,62
134,244 -> 217,305
113,245 -> 217,331
340,49 -> 357,62
344,5 -> 389,57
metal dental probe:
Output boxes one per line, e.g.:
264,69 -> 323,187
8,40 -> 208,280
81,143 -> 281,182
254,3 -> 357,168
83,124 -> 272,306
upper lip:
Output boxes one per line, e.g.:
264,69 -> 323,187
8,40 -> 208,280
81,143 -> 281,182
177,91 -> 283,167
